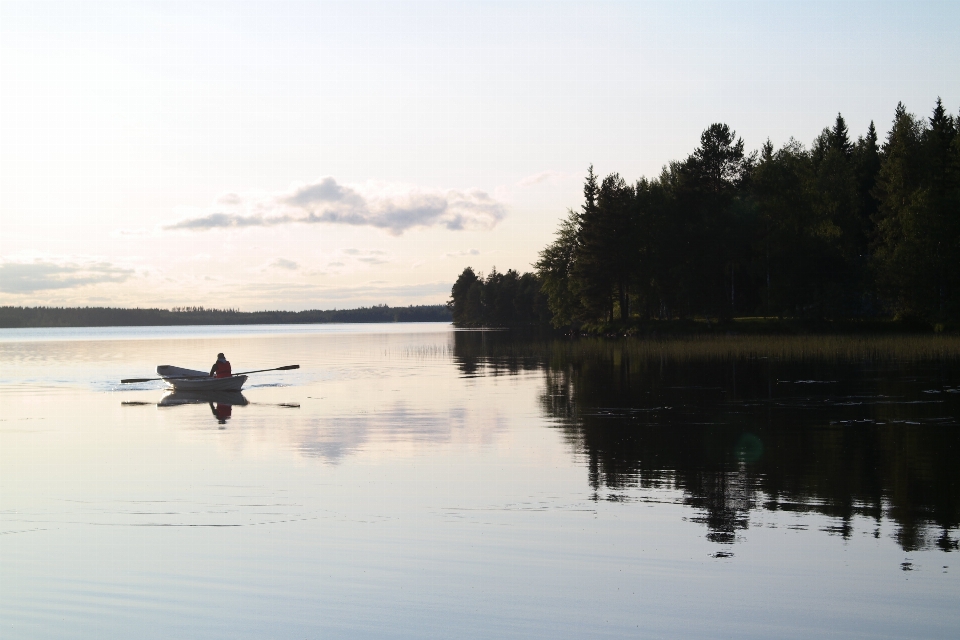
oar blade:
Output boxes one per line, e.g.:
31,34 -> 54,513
121,378 -> 156,384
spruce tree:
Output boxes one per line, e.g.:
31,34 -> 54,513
920,98 -> 959,316
830,113 -> 853,157
573,172 -> 634,323
873,102 -> 928,318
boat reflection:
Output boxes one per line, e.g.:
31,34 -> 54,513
159,390 -> 249,425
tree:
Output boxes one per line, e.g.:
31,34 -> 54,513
920,98 -> 960,317
809,113 -> 863,315
854,121 -> 882,240
449,267 -> 483,326
535,209 -> 583,328
752,138 -> 832,316
573,172 -> 636,323
679,123 -> 754,319
873,103 -> 929,318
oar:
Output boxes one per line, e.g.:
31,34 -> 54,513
121,364 -> 299,384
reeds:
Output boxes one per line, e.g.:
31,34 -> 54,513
456,332 -> 960,364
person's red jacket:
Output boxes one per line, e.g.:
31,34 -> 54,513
213,360 -> 232,378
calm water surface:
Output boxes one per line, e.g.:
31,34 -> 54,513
0,323 -> 957,638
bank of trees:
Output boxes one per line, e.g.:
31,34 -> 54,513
448,267 -> 549,327
0,304 -> 451,328
470,99 -> 954,330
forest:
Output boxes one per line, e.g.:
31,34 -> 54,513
450,99 -> 960,330
0,304 -> 451,328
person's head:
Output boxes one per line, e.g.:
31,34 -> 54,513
217,352 -> 226,361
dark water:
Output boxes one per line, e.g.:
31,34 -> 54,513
454,331 -> 960,555
0,324 -> 957,638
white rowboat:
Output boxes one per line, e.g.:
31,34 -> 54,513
156,365 -> 247,392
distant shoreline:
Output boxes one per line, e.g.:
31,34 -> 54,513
0,304 -> 452,329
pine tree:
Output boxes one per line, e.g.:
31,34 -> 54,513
680,124 -> 752,319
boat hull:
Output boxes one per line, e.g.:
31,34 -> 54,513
156,365 -> 247,391
164,375 -> 247,391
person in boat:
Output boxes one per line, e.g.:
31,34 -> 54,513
209,353 -> 232,378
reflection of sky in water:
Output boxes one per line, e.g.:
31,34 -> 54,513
0,324 -> 958,638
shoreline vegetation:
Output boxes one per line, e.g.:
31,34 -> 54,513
450,100 -> 960,335
0,304 -> 451,329
454,330 -> 960,362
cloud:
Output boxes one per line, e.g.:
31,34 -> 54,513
166,177 -> 506,235
224,280 -> 452,304
166,212 -> 289,230
445,248 -> 480,258
269,258 -> 299,270
0,260 -> 134,294
337,249 -> 390,265
216,193 -> 242,205
517,171 -> 563,187
327,262 -> 345,267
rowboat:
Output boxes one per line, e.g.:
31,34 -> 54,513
156,365 -> 248,392
121,364 -> 296,388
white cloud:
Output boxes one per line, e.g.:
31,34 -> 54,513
269,258 -> 300,270
216,193 -> 242,205
0,260 -> 134,294
445,248 -> 480,258
517,171 -> 564,187
166,177 -> 506,235
213,280 -> 452,309
335,248 -> 391,265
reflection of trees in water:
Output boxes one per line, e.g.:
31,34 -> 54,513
453,331 -> 960,552
453,330 -> 548,377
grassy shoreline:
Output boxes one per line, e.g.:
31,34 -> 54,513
575,316 -> 941,337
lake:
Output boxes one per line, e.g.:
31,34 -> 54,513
0,323 -> 958,638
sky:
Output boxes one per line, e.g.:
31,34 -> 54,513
1,0 -> 958,311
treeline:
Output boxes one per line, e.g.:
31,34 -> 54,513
0,304 -> 451,328
448,267 -> 549,327
451,99 -> 960,329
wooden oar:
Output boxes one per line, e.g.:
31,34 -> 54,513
121,364 -> 299,384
